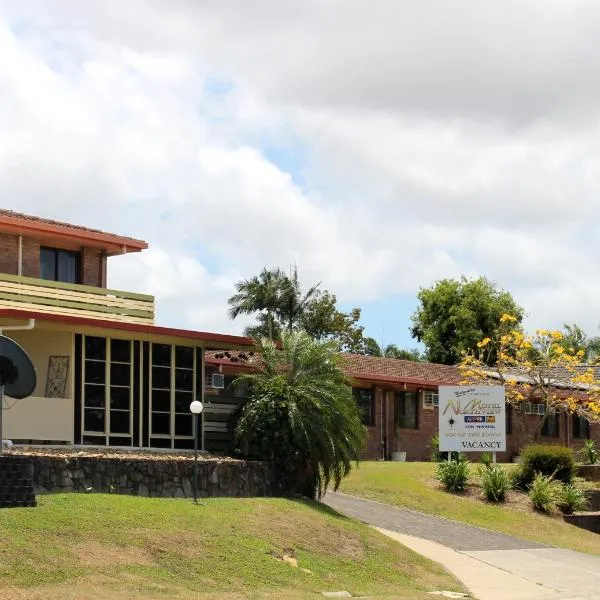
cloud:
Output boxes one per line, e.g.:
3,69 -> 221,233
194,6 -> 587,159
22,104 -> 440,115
1,1 -> 600,342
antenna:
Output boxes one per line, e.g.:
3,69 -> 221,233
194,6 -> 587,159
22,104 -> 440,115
0,336 -> 36,451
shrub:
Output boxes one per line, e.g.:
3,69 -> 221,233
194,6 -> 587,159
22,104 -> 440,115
479,465 -> 511,502
580,439 -> 599,465
480,452 -> 493,468
556,484 -> 589,515
436,459 -> 470,493
528,473 -> 560,513
518,444 -> 576,487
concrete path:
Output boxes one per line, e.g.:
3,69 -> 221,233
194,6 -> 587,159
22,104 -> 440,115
323,492 -> 600,600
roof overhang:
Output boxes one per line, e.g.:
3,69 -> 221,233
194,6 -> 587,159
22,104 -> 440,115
0,211 -> 147,255
0,308 -> 255,349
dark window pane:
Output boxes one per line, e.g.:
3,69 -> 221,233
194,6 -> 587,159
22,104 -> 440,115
40,248 -> 56,281
152,412 -> 170,435
152,344 -> 171,367
223,375 -> 249,398
109,436 -> 132,447
84,384 -> 105,408
150,437 -> 172,448
110,410 -> 130,434
175,414 -> 193,436
85,336 -> 106,361
152,366 -> 171,389
174,438 -> 194,450
152,390 -> 171,412
176,346 -> 194,369
85,360 -> 106,384
175,368 -> 193,390
84,408 -> 105,432
83,435 -> 105,446
396,392 -> 418,429
506,404 -> 512,434
109,386 -> 130,410
572,414 -> 589,439
111,362 -> 131,386
175,391 -> 193,413
542,413 -> 560,437
353,388 -> 374,426
57,250 -> 80,284
111,339 -> 131,363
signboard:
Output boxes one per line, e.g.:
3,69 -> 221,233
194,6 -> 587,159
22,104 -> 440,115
438,386 -> 506,452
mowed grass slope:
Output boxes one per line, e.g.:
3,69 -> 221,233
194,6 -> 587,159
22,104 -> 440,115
0,494 -> 464,600
339,462 -> 600,556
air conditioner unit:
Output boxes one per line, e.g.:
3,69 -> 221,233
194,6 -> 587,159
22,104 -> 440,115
211,373 -> 225,389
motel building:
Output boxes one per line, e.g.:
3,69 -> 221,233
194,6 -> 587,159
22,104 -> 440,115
0,209 -> 598,460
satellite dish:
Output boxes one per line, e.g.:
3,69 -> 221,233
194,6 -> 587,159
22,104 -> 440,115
0,335 -> 36,450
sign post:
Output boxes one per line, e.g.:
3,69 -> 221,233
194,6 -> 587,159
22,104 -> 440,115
438,386 -> 506,455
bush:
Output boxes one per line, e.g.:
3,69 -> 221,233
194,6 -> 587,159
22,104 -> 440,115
518,444 -> 576,487
556,484 -> 589,515
479,465 -> 511,502
580,439 -> 599,465
528,473 -> 560,513
480,452 -> 493,468
436,459 -> 470,493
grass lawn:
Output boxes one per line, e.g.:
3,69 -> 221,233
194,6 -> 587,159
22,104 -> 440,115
338,461 -> 600,556
0,493 -> 465,600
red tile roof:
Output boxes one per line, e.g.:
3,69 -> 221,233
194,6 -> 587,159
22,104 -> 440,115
340,353 -> 462,387
205,349 -> 462,387
0,209 -> 147,255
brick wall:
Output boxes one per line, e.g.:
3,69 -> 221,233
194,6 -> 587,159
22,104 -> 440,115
360,388 -> 600,462
0,232 -> 107,288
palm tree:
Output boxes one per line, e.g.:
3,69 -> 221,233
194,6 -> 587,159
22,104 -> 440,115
228,268 -> 288,340
234,331 -> 365,499
278,265 -> 320,332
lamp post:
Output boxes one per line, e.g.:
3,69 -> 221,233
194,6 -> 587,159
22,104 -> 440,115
189,399 -> 204,504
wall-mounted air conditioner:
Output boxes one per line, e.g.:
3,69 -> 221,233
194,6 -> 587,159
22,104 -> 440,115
211,373 -> 225,389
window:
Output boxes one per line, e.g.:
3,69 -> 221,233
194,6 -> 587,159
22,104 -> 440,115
541,413 -> 560,437
523,403 -> 546,415
40,247 -> 81,284
82,335 -> 133,446
572,414 -> 590,439
353,388 -> 374,426
396,391 -> 418,429
506,404 -> 512,435
423,390 -> 439,408
223,375 -> 250,398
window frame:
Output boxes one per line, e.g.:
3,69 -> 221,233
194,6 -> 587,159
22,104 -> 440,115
396,390 -> 419,430
422,390 -> 439,409
353,388 -> 375,427
40,246 -> 82,284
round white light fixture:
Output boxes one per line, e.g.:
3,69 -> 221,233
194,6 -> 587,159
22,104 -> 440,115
189,400 -> 204,414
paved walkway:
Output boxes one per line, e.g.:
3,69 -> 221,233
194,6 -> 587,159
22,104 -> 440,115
323,492 -> 600,600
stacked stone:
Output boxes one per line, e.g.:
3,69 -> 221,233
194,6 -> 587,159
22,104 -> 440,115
0,456 -> 36,508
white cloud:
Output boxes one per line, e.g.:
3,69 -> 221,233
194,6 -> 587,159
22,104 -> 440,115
1,1 -> 600,342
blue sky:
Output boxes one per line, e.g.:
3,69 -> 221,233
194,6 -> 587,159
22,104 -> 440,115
2,1 -> 600,348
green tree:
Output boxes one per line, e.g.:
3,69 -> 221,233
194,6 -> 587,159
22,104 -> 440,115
362,337 -> 382,356
228,268 -> 289,340
384,344 -> 422,361
234,331 -> 366,499
410,276 -> 524,365
278,265 -> 320,332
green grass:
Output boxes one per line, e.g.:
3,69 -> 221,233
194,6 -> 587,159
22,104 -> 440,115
0,494 -> 465,600
339,462 -> 600,556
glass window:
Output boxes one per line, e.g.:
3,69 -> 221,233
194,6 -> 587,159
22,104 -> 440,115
572,414 -> 590,439
353,388 -> 374,426
396,391 -> 418,429
40,247 -> 80,284
541,413 -> 560,437
506,404 -> 512,434
423,391 -> 439,407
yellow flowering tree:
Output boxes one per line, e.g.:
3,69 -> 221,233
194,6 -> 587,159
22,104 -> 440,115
459,314 -> 600,442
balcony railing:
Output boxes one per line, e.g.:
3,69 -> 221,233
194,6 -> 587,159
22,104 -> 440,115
0,273 -> 154,324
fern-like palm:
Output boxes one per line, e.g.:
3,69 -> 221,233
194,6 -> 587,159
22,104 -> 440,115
235,331 -> 365,498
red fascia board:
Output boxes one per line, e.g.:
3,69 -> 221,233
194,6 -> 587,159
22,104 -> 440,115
0,214 -> 147,254
0,308 -> 254,347
347,372 -> 458,388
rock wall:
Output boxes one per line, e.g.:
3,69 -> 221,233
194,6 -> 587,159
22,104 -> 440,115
0,455 -> 274,498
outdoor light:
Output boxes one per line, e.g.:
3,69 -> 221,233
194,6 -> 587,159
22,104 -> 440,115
189,400 -> 204,504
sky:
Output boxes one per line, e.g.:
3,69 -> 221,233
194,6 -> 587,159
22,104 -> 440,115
1,1 -> 600,349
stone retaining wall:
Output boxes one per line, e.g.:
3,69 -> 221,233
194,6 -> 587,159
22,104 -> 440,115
0,454 -> 275,498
